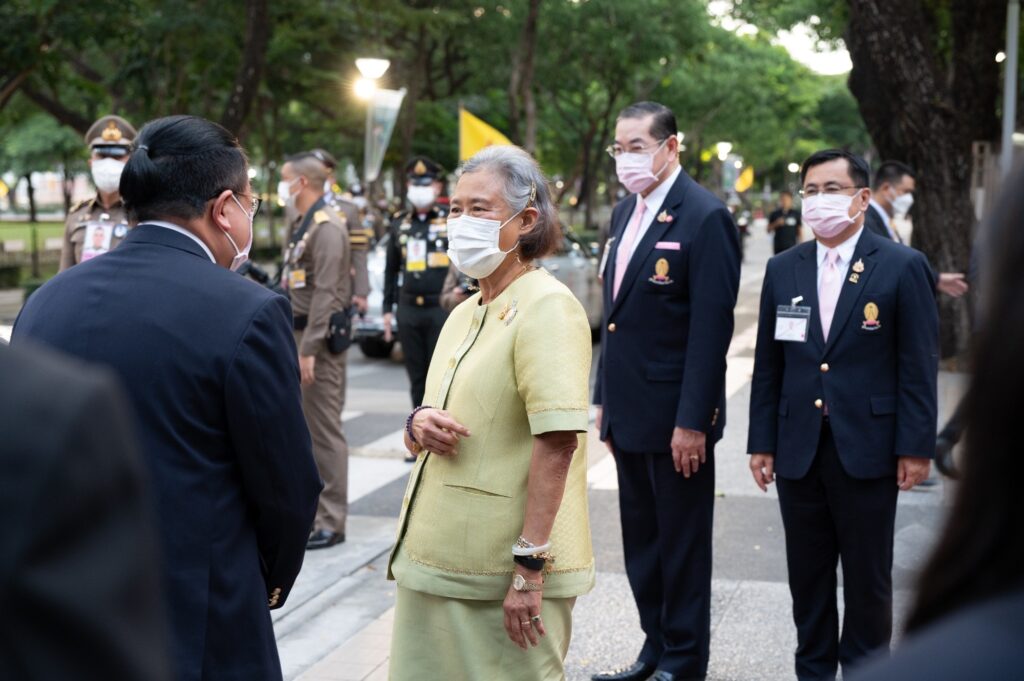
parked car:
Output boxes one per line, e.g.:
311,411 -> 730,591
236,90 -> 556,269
355,230 -> 603,359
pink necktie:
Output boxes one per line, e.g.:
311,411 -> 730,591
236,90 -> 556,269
819,249 -> 842,341
613,201 -> 646,300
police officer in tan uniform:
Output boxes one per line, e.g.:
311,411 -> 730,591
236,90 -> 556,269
59,115 -> 136,271
279,154 -> 353,550
307,148 -> 374,314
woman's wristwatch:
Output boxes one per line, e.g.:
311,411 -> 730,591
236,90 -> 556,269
512,573 -> 544,592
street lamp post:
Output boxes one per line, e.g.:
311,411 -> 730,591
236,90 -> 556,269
355,58 -> 391,192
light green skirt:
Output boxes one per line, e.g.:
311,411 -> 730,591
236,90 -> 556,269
389,585 -> 575,681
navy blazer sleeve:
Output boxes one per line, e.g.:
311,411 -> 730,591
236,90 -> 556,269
224,295 -> 322,608
896,251 -> 939,458
676,208 -> 741,431
747,259 -> 785,454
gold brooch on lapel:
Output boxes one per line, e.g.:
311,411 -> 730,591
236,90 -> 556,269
849,258 -> 865,284
861,302 -> 881,331
498,299 -> 518,325
649,258 -> 674,285
656,210 -> 674,223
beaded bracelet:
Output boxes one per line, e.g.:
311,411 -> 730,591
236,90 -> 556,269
405,406 -> 431,445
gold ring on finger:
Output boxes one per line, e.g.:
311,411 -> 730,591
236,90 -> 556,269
520,621 -> 531,627
690,455 -> 699,461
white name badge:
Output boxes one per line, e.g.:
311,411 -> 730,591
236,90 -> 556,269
775,305 -> 812,343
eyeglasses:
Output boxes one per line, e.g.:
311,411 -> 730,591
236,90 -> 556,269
243,195 -> 263,215
605,138 -> 668,159
212,190 -> 262,215
799,185 -> 864,198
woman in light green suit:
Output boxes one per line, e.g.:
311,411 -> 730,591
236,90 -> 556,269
388,145 -> 595,680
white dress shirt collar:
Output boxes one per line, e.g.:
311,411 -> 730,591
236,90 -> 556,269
144,221 -> 217,263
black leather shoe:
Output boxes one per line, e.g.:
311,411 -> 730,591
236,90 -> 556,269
306,530 -> 345,550
591,662 -> 655,681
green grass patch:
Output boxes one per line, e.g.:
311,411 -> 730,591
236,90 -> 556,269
0,222 -> 65,249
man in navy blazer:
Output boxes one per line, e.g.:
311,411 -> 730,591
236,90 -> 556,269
13,116 -> 322,681
748,150 -> 937,680
592,102 -> 741,681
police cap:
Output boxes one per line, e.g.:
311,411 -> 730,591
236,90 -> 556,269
85,115 -> 137,157
405,156 -> 443,186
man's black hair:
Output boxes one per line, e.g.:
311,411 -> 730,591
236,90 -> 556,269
872,161 -> 916,190
800,149 -> 870,188
121,115 -> 248,223
617,101 -> 678,142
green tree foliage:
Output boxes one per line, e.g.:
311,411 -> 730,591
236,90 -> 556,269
1,0 -> 868,212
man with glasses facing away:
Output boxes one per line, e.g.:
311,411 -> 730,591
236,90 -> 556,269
14,115 -> 322,681
592,101 -> 740,681
747,149 -> 938,680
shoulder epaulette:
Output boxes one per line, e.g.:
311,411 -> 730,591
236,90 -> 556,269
69,197 -> 94,213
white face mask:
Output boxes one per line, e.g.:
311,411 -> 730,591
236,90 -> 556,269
92,158 -> 125,194
407,185 -> 437,210
277,178 -> 300,203
225,195 -> 254,271
446,211 -> 521,279
890,190 -> 914,216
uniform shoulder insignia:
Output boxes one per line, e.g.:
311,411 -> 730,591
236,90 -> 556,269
391,209 -> 409,221
314,210 -> 330,224
69,198 -> 93,213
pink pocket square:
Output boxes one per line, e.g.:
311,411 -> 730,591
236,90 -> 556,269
655,241 -> 681,251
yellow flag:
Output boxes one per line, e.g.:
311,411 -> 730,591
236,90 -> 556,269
735,166 -> 755,193
459,108 -> 513,161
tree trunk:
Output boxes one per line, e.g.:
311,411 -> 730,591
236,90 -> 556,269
220,0 -> 270,135
845,0 -> 1005,357
507,0 -> 541,152
62,159 -> 72,216
24,174 -> 37,223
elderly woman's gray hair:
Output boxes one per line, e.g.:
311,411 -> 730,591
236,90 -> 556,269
459,145 -> 561,260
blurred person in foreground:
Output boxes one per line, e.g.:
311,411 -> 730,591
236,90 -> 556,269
13,114 -> 322,681
748,149 -> 938,680
386,145 -> 594,680
849,162 -> 1024,681
0,342 -> 168,680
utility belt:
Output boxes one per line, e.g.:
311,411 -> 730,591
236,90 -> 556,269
293,308 -> 356,354
399,292 -> 441,308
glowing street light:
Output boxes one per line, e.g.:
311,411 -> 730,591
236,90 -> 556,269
355,58 -> 391,80
716,141 -> 733,161
787,162 -> 801,174
354,77 -> 377,100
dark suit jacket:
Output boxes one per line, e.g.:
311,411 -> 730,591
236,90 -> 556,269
0,342 -> 169,680
849,588 -> 1024,680
865,203 -> 892,240
13,224 -> 323,681
594,170 -> 741,453
747,227 -> 939,479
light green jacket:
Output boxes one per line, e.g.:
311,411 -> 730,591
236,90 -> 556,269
388,269 -> 595,600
